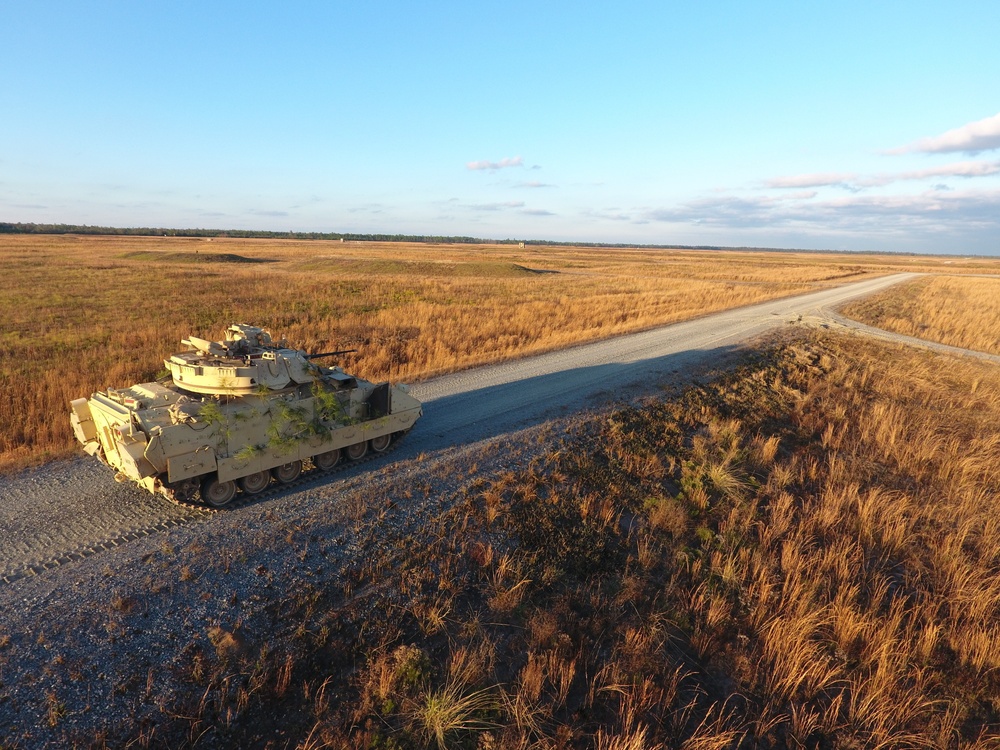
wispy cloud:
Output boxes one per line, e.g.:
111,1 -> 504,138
464,201 -> 525,211
646,195 -> 785,228
766,160 -> 1000,191
514,181 -> 554,188
644,189 -> 1000,237
521,208 -> 555,216
288,195 -> 326,209
347,203 -> 385,214
764,173 -> 858,190
466,156 -> 524,171
887,112 -> 1000,155
586,208 -> 633,222
863,160 -> 1000,185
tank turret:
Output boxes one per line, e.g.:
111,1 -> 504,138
166,323 -> 357,395
71,324 -> 422,507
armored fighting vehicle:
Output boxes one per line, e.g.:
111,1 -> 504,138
70,324 -> 422,507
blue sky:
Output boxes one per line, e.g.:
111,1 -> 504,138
2,1 -> 999,254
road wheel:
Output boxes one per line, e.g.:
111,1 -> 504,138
370,434 -> 391,452
201,476 -> 237,507
164,479 -> 199,503
272,461 -> 302,483
346,441 -> 368,461
238,471 -> 270,495
314,449 -> 340,470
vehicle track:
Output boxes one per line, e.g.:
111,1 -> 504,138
0,271 -> 957,583
0,437 -> 406,584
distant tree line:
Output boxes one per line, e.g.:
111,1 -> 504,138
0,221 -> 740,250
0,221 -> 914,256
0,222 -> 494,245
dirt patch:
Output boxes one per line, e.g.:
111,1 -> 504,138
119,251 -> 273,264
511,263 -> 559,274
298,258 -> 557,277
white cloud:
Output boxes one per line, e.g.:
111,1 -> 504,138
514,181 -> 554,188
466,156 -> 525,171
887,112 -> 1000,155
764,173 -> 858,189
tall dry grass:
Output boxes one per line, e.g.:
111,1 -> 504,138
842,274 -> 1000,355
8,234 -> 993,472
110,330 -> 1000,747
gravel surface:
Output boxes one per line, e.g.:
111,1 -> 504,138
0,430 -> 551,747
7,271 -> 992,746
0,460 -> 208,583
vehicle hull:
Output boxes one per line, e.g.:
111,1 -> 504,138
72,366 -> 421,504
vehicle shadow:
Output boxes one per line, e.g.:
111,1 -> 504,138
402,342 -> 746,456
151,341 -> 746,509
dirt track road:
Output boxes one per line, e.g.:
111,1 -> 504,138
0,271 -> 943,581
409,272 -> 928,442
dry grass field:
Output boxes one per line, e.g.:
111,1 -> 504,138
111,331 -> 1000,748
6,234 -> 991,474
841,274 -> 1000,356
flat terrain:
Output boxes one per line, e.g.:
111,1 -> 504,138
2,234 -> 997,473
3,237 -> 1000,747
3,270 -> 1000,747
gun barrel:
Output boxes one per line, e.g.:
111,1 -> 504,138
304,349 -> 357,359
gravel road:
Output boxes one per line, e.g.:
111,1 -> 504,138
9,269 -> 995,745
0,272 -> 920,582
408,272 -> 924,419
